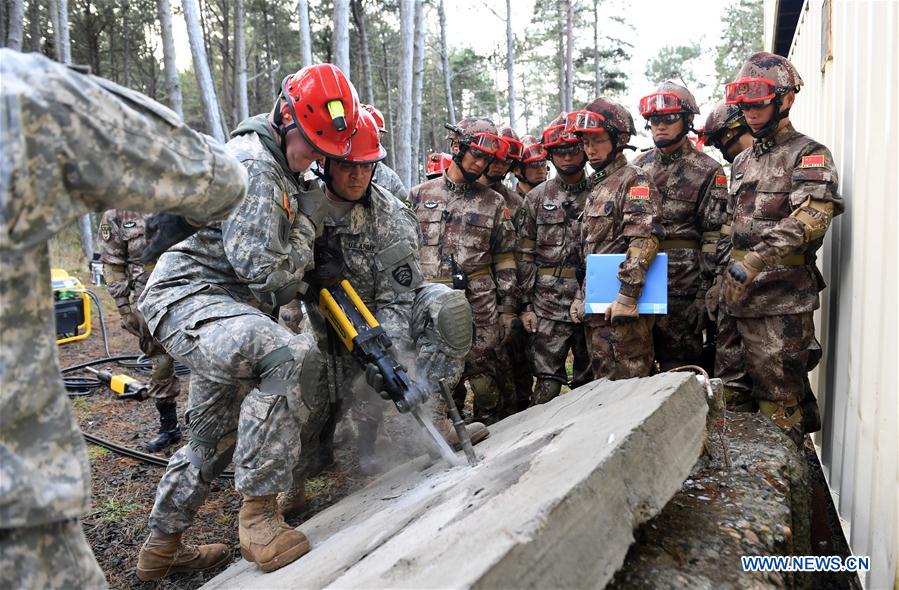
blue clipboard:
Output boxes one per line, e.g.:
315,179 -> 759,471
585,253 -> 668,314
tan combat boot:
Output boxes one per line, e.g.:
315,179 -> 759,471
239,495 -> 311,572
276,480 -> 307,519
136,529 -> 230,581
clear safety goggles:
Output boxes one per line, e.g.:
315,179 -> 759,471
638,92 -> 685,117
565,110 -> 609,134
501,137 -> 524,160
542,124 -> 581,149
464,133 -> 505,159
725,77 -> 777,106
521,142 -> 548,164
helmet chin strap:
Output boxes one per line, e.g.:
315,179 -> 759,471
452,143 -> 488,183
652,114 -> 692,148
484,172 -> 507,183
750,96 -> 789,139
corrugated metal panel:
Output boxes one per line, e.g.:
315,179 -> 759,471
766,1 -> 898,588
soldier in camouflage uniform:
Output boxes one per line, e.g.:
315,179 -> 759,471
633,82 -> 729,370
567,98 -> 664,380
716,52 -> 842,446
410,117 -> 519,424
135,64 -> 362,579
480,126 -> 532,415
0,50 -> 246,590
98,210 -> 183,452
519,114 -> 592,404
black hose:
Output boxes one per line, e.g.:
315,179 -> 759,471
81,431 -> 234,479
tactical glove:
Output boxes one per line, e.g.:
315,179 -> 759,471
140,214 -> 198,263
520,310 -> 538,333
705,274 -> 722,322
723,251 -> 765,304
569,297 -> 585,324
605,293 -> 638,325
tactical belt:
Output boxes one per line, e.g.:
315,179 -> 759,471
537,266 -> 578,279
432,266 -> 492,284
731,249 -> 806,266
701,231 -> 721,254
720,224 -> 732,236
659,239 -> 700,251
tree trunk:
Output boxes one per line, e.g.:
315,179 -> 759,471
410,0 -> 425,184
380,40 -> 395,170
182,0 -> 226,141
57,0 -> 71,63
593,0 -> 601,95
28,1 -> 41,52
437,0 -> 455,125
235,0 -> 249,121
261,0 -> 276,99
122,1 -> 130,87
395,0 -> 414,187
351,0 -> 374,104
556,1 -> 565,113
504,0 -> 517,126
564,0 -> 574,112
332,0 -> 350,74
6,0 -> 24,50
156,0 -> 183,116
521,68 -> 530,130
297,0 -> 312,67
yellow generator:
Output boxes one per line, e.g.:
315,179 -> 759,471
52,268 -> 92,344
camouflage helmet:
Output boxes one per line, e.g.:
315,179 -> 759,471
638,81 -> 699,118
519,134 -> 547,163
701,99 -> 747,140
542,112 -> 581,149
444,117 -> 505,160
566,97 -> 636,147
445,116 -> 497,141
726,52 -> 803,105
497,125 -> 524,161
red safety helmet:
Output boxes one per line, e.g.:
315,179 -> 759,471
279,64 -> 360,158
725,52 -> 803,106
426,152 -> 453,178
520,135 -> 547,164
542,112 -> 581,149
340,108 -> 386,164
362,103 -> 387,134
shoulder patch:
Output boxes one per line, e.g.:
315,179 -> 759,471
424,201 -> 439,208
100,223 -> 111,241
392,263 -> 413,287
628,185 -> 651,200
542,202 -> 557,210
715,175 -> 728,188
503,207 -> 511,219
734,172 -> 744,180
800,154 -> 826,169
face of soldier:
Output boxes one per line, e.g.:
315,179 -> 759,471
330,160 -> 375,200
581,131 -> 614,164
281,110 -> 321,172
741,92 -> 794,134
649,115 -> 684,145
550,148 -> 586,179
460,147 -> 492,177
484,158 -> 513,181
524,161 -> 548,185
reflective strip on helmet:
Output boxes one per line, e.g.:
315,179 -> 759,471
638,92 -> 684,117
565,110 -> 607,134
725,78 -> 777,105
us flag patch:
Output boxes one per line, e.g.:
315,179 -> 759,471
715,175 -> 728,188
628,186 -> 650,200
800,155 -> 826,168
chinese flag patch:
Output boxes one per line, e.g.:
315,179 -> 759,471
800,154 -> 826,168
628,185 -> 650,199
503,207 -> 511,219
715,175 -> 728,188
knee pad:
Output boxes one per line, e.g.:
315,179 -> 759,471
532,378 -> 563,405
414,283 -> 473,357
469,374 -> 499,410
256,335 -> 322,419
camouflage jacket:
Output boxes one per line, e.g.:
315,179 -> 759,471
139,115 -> 320,333
0,49 -> 245,528
633,141 -> 728,296
519,174 -> 591,321
307,185 -> 422,356
409,174 -> 519,309
721,123 -> 842,317
579,156 -> 664,300
373,163 -> 409,205
98,209 -> 151,308
487,180 -> 526,234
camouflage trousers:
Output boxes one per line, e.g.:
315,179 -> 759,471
584,314 -> 655,380
531,315 -> 591,387
715,311 -> 819,404
0,518 -> 107,589
127,309 -> 181,400
495,327 -> 533,416
652,294 -> 703,371
147,297 -> 316,534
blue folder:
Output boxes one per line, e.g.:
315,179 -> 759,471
585,253 -> 668,314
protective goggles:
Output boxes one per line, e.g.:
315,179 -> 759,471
521,143 -> 548,164
500,137 -> 524,160
646,113 -> 682,126
542,124 -> 581,149
463,133 -> 505,159
638,92 -> 686,117
565,110 -> 609,134
725,78 -> 777,106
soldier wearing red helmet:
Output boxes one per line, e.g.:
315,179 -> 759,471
566,97 -> 663,380
633,81 -> 729,372
137,63 -> 360,578
518,113 -> 592,405
514,135 -> 549,197
410,117 -> 519,424
714,52 -> 842,446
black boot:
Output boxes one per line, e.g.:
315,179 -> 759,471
146,399 -> 182,452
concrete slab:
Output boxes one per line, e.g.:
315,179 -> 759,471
202,372 -> 708,590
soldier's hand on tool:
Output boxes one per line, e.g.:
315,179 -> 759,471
140,214 -> 199,263
498,312 -> 517,345
569,297 -> 585,323
364,363 -> 386,395
605,293 -> 638,325
723,252 -> 764,304
705,274 -> 722,321
520,310 -> 538,333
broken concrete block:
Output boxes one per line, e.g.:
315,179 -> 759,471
203,372 -> 708,590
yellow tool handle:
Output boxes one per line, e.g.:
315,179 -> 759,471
339,280 -> 379,328
320,287 -> 359,351
110,374 -> 138,395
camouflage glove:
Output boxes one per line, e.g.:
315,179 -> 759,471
140,214 -> 199,263
520,310 -> 538,333
705,274 -> 722,322
605,293 -> 638,325
119,306 -> 142,336
498,311 -> 518,345
723,252 -> 765,305
569,297 -> 585,324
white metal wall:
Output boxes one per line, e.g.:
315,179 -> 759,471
766,1 -> 898,588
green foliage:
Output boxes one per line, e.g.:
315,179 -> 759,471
645,43 -> 703,87
91,497 -> 140,524
713,0 -> 764,91
449,48 -> 499,117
